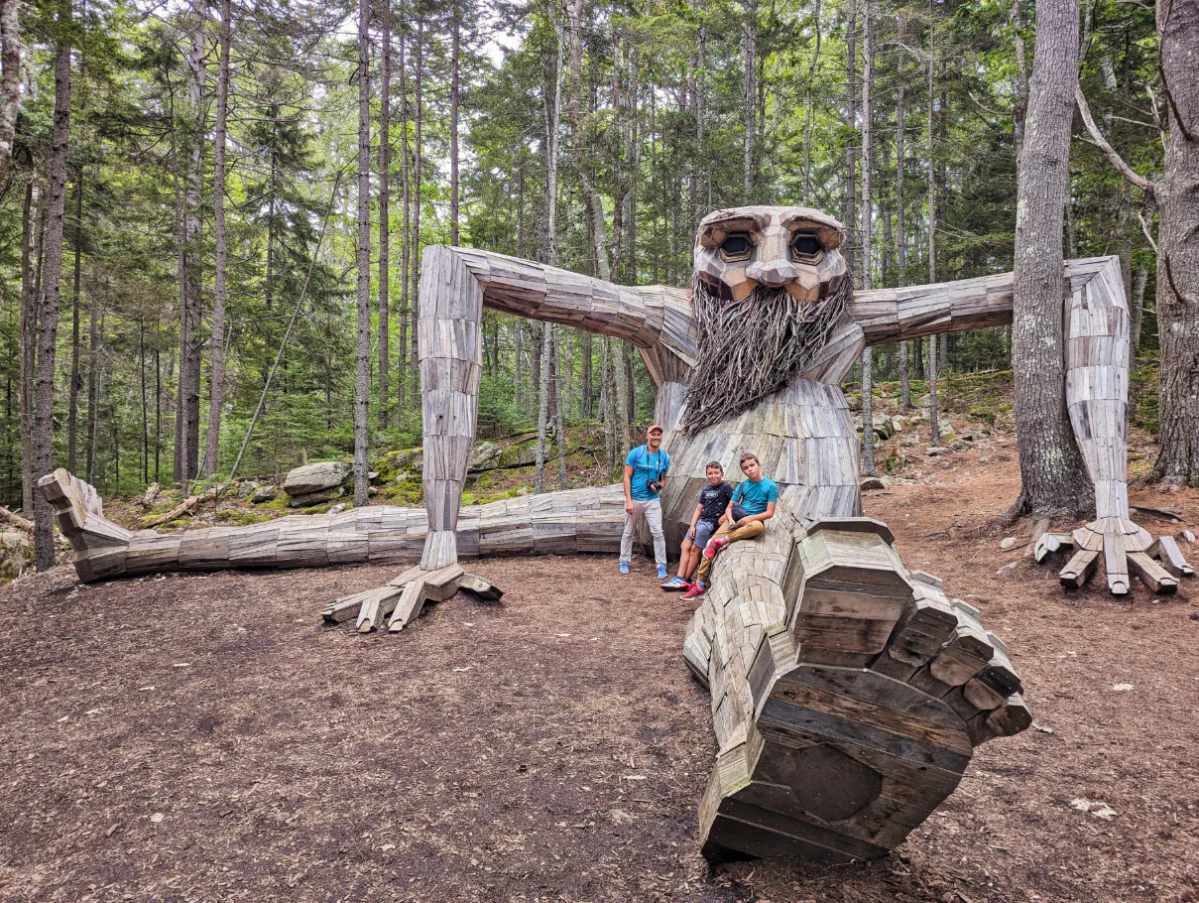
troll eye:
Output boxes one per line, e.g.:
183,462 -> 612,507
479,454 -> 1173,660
719,233 -> 753,262
791,233 -> 823,263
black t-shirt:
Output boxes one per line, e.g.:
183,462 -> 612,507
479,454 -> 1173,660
697,482 -> 734,525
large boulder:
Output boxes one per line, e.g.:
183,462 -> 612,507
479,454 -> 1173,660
469,441 -> 502,472
288,487 -> 344,508
854,412 -> 895,440
283,461 -> 350,497
251,484 -> 277,504
0,530 -> 33,582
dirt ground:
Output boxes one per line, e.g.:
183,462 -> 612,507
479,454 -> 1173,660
2,436 -> 1198,903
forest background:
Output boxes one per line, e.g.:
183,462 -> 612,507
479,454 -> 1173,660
0,0 -> 1180,517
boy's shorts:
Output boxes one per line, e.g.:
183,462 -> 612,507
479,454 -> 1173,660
692,519 -> 717,550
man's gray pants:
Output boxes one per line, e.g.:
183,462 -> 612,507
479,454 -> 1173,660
620,498 -> 667,567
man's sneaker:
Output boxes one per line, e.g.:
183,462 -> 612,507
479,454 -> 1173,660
702,536 -> 729,561
619,561 -> 630,575
681,581 -> 707,600
657,564 -> 668,580
660,575 -> 690,591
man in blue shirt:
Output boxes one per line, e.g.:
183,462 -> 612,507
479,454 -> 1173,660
620,425 -> 671,578
682,452 -> 778,599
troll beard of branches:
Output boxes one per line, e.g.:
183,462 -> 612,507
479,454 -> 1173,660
682,276 -> 852,434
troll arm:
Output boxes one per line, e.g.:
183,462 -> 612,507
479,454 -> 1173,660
418,246 -> 694,570
849,256 -> 1191,593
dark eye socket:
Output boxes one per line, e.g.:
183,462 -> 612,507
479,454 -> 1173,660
720,233 -> 752,259
791,233 -> 823,260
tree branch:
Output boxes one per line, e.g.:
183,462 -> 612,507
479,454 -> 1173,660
1075,85 -> 1156,195
1137,209 -> 1158,254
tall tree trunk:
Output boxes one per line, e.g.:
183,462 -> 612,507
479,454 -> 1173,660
378,0 -> 391,430
926,5 -> 939,446
67,170 -> 83,472
553,327 -> 568,490
1130,265 -> 1147,355
19,173 -> 36,515
140,322 -> 148,483
801,0 -> 821,204
354,0 -> 372,507
742,0 -> 757,197
176,22 -> 206,488
155,345 -> 161,483
844,0 -> 857,276
34,5 -> 71,570
398,13 -> 409,407
536,12 -> 564,493
860,0 -> 875,476
1011,0 -> 1092,516
85,288 -> 101,485
203,0 -> 231,477
1149,0 -> 1199,485
409,6 -> 423,396
896,12 -> 910,409
0,0 -> 20,185
450,1 -> 460,246
581,332 -> 592,418
1010,0 -> 1029,169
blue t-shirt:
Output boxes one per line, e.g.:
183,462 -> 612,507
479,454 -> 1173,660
733,477 -> 779,515
625,444 -> 671,501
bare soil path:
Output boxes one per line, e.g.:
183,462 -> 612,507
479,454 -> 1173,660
2,442 -> 1197,903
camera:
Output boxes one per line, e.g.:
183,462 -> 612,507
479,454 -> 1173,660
647,479 -> 663,494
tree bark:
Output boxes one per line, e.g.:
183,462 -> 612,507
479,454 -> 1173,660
860,0 -> 875,475
1010,0 -> 1029,169
67,169 -> 83,473
1011,0 -> 1092,516
0,0 -> 19,185
203,0 -> 232,477
378,0 -> 391,430
844,0 -> 857,276
19,173 -> 36,516
926,3 -> 939,445
85,280 -> 101,485
354,0 -> 372,508
1130,265 -> 1147,355
742,0 -> 757,197
536,12 -> 564,494
896,12 -> 910,409
553,327 -> 568,490
1150,0 -> 1199,486
175,21 -> 206,488
450,1 -> 460,246
802,0 -> 821,206
410,6 -> 423,396
398,12 -> 409,407
34,5 -> 71,570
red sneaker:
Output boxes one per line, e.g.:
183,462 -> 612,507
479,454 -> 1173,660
681,581 -> 707,600
702,536 -> 729,561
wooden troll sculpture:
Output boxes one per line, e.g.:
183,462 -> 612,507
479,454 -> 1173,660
41,206 -> 1192,862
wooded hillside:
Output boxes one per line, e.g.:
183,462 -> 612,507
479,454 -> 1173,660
0,0 -> 1181,513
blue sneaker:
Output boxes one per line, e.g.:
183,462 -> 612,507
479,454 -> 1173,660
657,564 -> 668,580
619,561 -> 630,575
661,575 -> 690,591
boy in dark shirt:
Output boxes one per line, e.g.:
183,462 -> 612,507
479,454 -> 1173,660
661,462 -> 733,591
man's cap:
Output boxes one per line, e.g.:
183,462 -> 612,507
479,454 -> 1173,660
647,424 -> 664,433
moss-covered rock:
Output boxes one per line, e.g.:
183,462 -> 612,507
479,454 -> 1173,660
0,530 -> 33,582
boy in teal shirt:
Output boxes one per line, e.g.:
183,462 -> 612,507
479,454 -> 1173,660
682,452 -> 777,599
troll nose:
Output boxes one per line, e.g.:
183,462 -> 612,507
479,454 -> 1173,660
746,259 -> 799,287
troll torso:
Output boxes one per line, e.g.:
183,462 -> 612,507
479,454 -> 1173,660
652,206 -> 864,546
